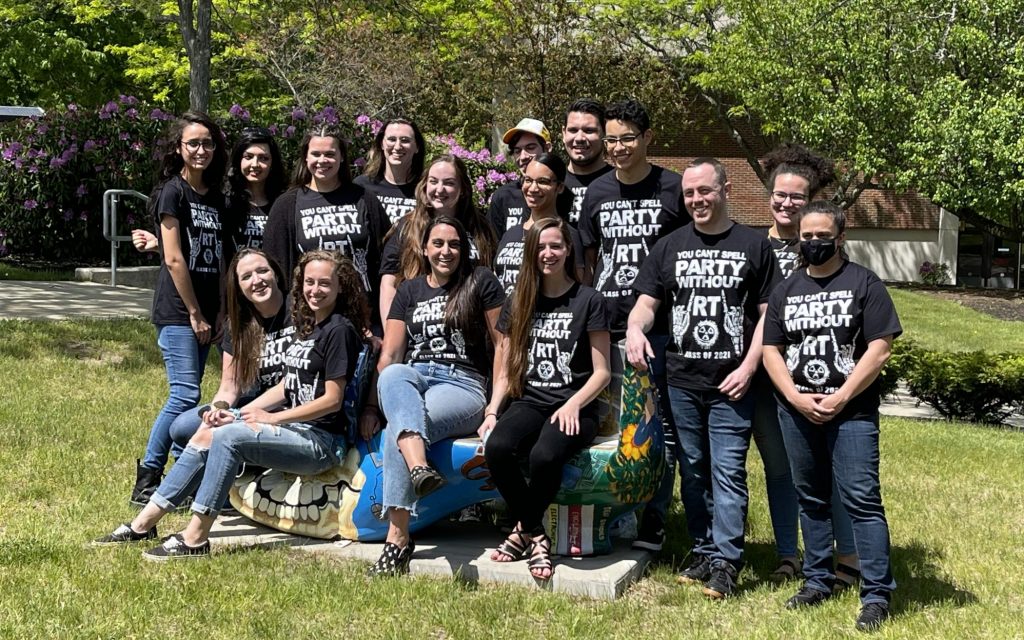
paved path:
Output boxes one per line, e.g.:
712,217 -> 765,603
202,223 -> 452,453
0,280 -> 152,320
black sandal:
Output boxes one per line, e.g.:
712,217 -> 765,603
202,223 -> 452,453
769,557 -> 802,582
492,529 -> 532,562
834,562 -> 861,593
367,540 -> 415,577
527,532 -> 553,580
409,465 -> 446,498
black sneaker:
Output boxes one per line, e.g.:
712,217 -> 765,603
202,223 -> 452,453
702,564 -> 738,599
631,511 -> 665,551
676,554 -> 712,584
142,534 -> 210,562
785,584 -> 833,609
855,602 -> 890,632
92,523 -> 157,546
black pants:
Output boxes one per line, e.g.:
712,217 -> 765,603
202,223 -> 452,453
484,400 -> 598,532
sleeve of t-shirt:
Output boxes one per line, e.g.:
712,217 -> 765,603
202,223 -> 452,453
263,189 -> 297,284
155,178 -> 185,221
632,236 -> 667,300
496,297 -> 512,335
476,267 -> 506,310
861,272 -> 904,341
379,219 -> 403,276
658,175 -> 689,237
577,188 -> 599,248
570,227 -> 585,270
487,189 -> 506,237
762,285 -> 789,346
756,238 -> 784,304
322,320 -> 361,381
584,288 -> 609,332
387,278 -> 413,322
363,191 -> 392,250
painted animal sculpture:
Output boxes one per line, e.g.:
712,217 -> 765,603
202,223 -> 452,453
230,361 -> 666,556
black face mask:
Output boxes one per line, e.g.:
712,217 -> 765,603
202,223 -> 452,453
800,239 -> 838,266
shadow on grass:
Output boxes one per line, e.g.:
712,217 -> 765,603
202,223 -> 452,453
890,540 -> 976,614
0,318 -> 163,370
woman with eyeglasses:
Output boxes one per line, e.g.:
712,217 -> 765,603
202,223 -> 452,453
752,144 -> 860,590
492,153 -> 585,295
354,118 -> 426,225
129,112 -> 230,507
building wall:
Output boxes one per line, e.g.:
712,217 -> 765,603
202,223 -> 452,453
843,208 -> 959,282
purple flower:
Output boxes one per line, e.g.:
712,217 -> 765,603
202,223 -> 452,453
291,108 -> 306,121
125,108 -> 139,119
79,211 -> 88,221
83,140 -> 96,152
119,94 -> 139,105
354,157 -> 366,168
1,142 -> 21,160
317,106 -> 339,125
76,184 -> 88,197
494,153 -> 506,163
149,108 -> 167,120
37,124 -> 49,135
99,111 -> 112,120
475,176 -> 487,192
356,114 -> 371,126
119,132 -> 130,141
63,209 -> 74,221
131,142 -> 143,152
229,104 -> 250,121
28,165 -> 39,174
486,169 -> 503,182
370,119 -> 383,135
285,125 -> 296,138
27,148 -> 40,159
67,103 -> 78,112
23,199 -> 38,210
268,125 -> 279,135
49,157 -> 66,169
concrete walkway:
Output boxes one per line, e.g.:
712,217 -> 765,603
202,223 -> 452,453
0,280 -> 152,320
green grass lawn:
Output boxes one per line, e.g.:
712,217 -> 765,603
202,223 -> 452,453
889,289 -> 1024,352
0,262 -> 74,281
1,319 -> 1022,639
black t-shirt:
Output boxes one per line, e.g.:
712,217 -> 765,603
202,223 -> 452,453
487,181 -> 529,237
151,175 -> 227,326
763,260 -> 902,420
577,165 -> 688,332
769,235 -> 801,280
281,313 -> 363,434
497,283 -> 608,407
388,267 -> 505,377
564,165 -> 614,226
222,198 -> 272,269
492,223 -> 585,295
633,222 -> 782,390
354,174 -> 418,225
379,216 -> 482,276
221,302 -> 294,394
263,185 -> 391,298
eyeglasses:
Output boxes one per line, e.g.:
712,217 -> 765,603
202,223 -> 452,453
182,139 -> 217,151
602,134 -> 641,147
522,177 -> 557,188
772,191 -> 808,205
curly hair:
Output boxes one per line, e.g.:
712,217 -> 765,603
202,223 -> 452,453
762,143 -> 836,198
291,250 -> 370,339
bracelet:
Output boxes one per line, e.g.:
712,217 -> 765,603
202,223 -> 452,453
485,412 -> 497,418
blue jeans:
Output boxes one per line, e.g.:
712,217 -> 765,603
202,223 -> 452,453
151,421 -> 340,516
378,362 -> 486,515
142,325 -> 211,471
670,386 -> 754,571
777,405 -> 896,604
168,390 -> 260,450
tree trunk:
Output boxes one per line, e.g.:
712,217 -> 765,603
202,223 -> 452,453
177,0 -> 212,113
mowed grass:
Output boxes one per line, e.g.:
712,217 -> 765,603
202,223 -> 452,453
889,289 -> 1024,352
0,262 -> 74,281
1,319 -> 1022,639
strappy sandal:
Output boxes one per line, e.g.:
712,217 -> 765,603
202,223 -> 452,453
366,540 -> 415,577
527,532 -> 553,580
491,529 -> 532,562
833,562 -> 861,593
409,465 -> 446,498
769,557 -> 802,582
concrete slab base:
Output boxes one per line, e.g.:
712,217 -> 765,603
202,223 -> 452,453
209,516 -> 650,600
76,266 -> 159,289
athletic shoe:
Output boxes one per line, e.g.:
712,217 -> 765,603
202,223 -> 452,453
676,554 -> 712,584
142,534 -> 210,562
631,510 -> 664,551
702,564 -> 738,599
785,584 -> 833,609
855,602 -> 890,632
92,523 -> 157,546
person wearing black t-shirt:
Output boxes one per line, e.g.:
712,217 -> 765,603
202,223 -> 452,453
378,154 -> 497,323
762,201 -> 900,632
482,217 -> 611,581
487,117 -> 554,236
97,251 -> 367,561
577,99 -> 687,551
628,157 -> 782,598
492,153 -> 585,294
130,112 -> 230,508
264,127 -> 391,331
562,98 -> 614,227
367,217 -> 505,577
353,118 -> 426,225
165,248 -> 294,453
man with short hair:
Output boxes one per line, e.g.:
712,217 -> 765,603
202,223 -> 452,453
562,99 -> 613,226
626,157 -> 781,598
577,99 -> 688,552
487,118 -> 553,236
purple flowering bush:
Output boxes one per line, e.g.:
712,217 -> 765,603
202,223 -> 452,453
919,260 -> 951,286
1,100 -> 515,262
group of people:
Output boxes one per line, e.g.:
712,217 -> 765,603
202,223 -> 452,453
92,98 -> 901,632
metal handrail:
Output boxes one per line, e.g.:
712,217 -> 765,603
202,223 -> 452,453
102,189 -> 149,287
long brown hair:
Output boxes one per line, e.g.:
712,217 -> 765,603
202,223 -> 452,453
291,250 -> 370,339
226,248 -> 287,390
505,217 -> 578,397
362,117 -> 426,184
290,126 -> 351,189
386,155 -> 496,284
